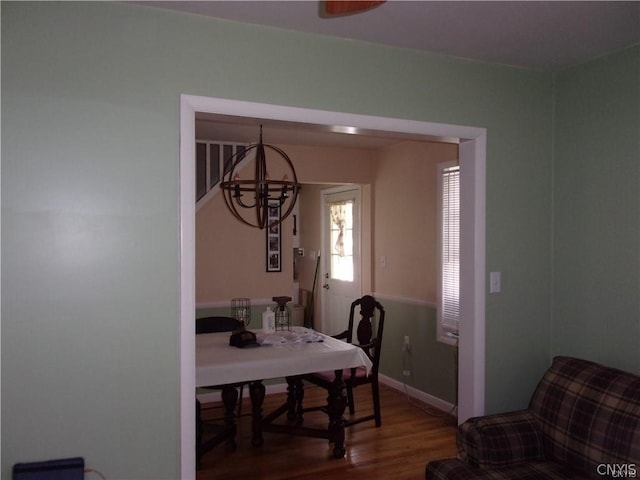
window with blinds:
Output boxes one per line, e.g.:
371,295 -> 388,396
438,163 -> 460,344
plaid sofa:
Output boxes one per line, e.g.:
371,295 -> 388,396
426,356 -> 640,479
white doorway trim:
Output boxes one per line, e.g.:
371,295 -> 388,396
179,94 -> 486,479
320,184 -> 363,336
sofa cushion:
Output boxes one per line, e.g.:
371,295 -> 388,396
529,356 -> 640,473
457,411 -> 544,468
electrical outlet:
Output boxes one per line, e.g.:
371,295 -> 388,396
402,369 -> 411,376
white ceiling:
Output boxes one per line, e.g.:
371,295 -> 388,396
137,1 -> 639,71
138,0 -> 640,148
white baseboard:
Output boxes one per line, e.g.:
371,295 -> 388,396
197,376 -> 456,417
379,374 -> 458,416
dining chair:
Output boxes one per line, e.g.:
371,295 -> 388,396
196,315 -> 242,334
196,316 -> 248,415
195,315 -> 247,467
303,295 -> 385,427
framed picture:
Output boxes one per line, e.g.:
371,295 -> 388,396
266,202 -> 281,272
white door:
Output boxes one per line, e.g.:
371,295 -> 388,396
321,186 -> 361,336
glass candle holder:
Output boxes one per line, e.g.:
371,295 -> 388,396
231,298 -> 251,327
272,296 -> 292,331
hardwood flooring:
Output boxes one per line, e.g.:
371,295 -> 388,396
196,384 -> 457,480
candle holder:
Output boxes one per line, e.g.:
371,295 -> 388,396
231,298 -> 251,328
272,296 -> 292,331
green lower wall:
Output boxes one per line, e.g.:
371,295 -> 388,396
377,298 -> 457,404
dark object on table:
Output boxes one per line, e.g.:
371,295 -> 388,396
229,329 -> 259,348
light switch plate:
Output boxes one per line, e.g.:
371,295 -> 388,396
489,271 -> 501,293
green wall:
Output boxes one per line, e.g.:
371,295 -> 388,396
379,299 -> 457,403
553,46 -> 640,372
6,1 -> 634,478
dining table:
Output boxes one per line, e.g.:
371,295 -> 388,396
196,326 -> 373,460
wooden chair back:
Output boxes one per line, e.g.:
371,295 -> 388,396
350,295 -> 385,370
196,316 -> 242,334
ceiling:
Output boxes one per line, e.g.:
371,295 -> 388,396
138,1 -> 639,71
139,0 -> 640,148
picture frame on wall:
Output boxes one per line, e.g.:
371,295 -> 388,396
266,202 -> 281,272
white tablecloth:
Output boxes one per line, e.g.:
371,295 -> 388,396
196,327 -> 373,387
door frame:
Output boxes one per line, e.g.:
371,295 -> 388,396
180,94 -> 486,479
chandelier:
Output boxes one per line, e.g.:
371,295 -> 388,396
219,126 -> 300,229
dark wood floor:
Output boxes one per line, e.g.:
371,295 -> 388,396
196,383 -> 458,480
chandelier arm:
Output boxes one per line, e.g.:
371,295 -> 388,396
223,193 -> 256,228
279,189 -> 300,222
263,144 -> 299,183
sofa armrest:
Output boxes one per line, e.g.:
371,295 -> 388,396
458,410 -> 545,468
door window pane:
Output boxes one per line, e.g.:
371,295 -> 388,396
329,201 -> 354,281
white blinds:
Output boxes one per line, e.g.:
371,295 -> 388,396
441,166 -> 460,334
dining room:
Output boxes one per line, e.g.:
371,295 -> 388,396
193,115 -> 462,476
194,116 -> 461,409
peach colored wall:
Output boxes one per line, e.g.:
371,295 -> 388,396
196,143 -> 375,305
296,184 -> 327,293
196,140 -> 456,306
196,193 -> 295,303
373,141 -> 458,302
283,144 -> 376,184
